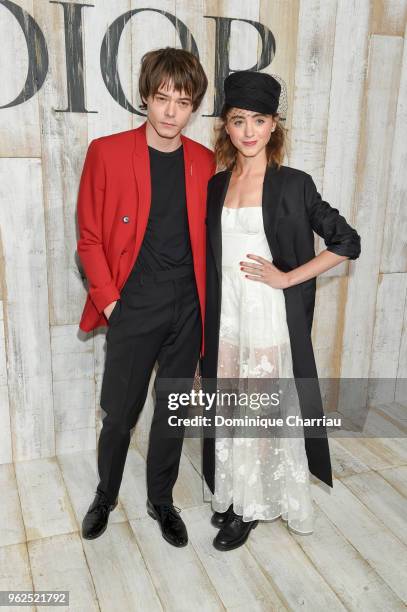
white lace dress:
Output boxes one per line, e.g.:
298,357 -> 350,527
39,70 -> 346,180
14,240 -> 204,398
207,206 -> 314,535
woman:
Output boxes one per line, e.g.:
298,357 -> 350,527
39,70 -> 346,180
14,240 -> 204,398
201,70 -> 361,551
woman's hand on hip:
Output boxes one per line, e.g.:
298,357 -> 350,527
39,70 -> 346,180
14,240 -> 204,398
240,254 -> 290,289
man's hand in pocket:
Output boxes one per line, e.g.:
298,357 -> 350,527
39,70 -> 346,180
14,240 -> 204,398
104,300 -> 118,320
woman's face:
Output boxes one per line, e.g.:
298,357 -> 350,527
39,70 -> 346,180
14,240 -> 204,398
225,108 -> 277,159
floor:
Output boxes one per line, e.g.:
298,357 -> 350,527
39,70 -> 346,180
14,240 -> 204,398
1,403 -> 407,611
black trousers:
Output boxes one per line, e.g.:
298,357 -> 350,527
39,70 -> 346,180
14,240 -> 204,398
97,264 -> 201,505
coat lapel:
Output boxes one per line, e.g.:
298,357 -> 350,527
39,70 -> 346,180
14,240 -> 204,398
261,163 -> 288,258
207,170 -> 231,282
207,162 -> 287,283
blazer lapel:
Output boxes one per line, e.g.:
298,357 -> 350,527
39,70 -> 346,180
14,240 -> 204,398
208,162 -> 287,283
132,122 -> 151,251
180,134 -> 198,246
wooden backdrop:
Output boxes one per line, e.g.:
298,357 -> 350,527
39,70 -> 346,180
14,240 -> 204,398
0,0 -> 405,464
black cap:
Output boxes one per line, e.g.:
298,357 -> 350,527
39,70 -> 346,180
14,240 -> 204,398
224,71 -> 281,115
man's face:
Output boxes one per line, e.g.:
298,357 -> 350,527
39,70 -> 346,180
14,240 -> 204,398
145,81 -> 194,139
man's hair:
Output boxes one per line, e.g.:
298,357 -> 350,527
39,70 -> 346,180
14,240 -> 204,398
138,47 -> 208,112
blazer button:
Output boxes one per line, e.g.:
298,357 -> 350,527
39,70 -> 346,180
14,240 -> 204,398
122,215 -> 130,223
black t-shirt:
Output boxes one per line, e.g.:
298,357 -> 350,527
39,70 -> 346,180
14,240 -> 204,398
131,144 -> 193,274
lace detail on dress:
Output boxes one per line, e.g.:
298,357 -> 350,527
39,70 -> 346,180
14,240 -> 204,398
207,207 -> 314,534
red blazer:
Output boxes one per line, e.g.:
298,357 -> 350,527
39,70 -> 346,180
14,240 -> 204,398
77,121 -> 215,357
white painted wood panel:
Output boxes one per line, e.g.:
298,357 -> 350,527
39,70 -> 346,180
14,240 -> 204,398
339,34 -> 403,379
51,324 -> 96,454
369,273 -> 407,404
82,522 -> 163,611
0,0 -> 41,157
15,456 -> 77,541
291,503 -> 406,611
29,533 -> 99,611
34,2 -> 90,330
247,519 -> 347,611
342,470 -> 407,545
0,158 -> 55,461
129,515 -> 223,611
185,504 -> 287,611
85,0 -> 134,140
312,477 -> 407,602
0,544 -> 35,612
0,301 -> 12,464
0,463 -> 26,547
381,22 -> 407,272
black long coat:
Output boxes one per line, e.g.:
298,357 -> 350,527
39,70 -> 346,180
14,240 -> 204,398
200,162 -> 361,492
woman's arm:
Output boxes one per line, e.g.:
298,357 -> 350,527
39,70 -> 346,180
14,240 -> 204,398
302,173 -> 361,261
285,250 -> 348,287
284,173 -> 361,286
242,250 -> 348,289
242,173 -> 361,289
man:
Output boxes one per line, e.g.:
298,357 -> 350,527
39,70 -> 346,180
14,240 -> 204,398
77,47 -> 215,547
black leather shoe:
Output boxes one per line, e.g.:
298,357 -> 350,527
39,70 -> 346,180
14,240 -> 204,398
81,491 -> 118,540
147,499 -> 188,547
211,504 -> 233,528
213,509 -> 258,551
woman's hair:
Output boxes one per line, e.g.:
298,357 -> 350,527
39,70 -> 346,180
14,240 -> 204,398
213,104 -> 288,170
138,47 -> 208,112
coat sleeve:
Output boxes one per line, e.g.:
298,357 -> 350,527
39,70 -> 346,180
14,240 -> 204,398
76,140 -> 120,314
303,173 -> 361,260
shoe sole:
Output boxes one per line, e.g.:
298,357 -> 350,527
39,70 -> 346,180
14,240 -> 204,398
147,507 -> 188,548
212,520 -> 259,551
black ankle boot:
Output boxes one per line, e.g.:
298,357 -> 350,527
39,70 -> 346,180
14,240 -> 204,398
82,491 -> 118,540
147,499 -> 188,547
211,504 -> 233,528
213,509 -> 258,551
